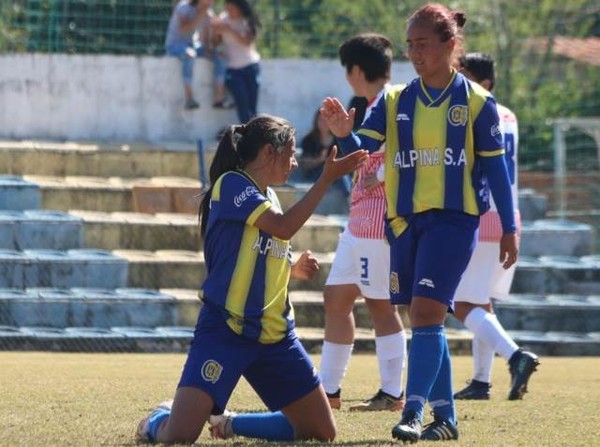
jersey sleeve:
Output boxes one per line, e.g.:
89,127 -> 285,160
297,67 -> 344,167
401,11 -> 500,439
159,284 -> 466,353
337,95 -> 387,155
214,173 -> 272,225
356,95 -> 388,153
473,96 -> 505,158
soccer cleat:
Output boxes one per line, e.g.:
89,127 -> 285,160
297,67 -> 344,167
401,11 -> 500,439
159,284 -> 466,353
391,409 -> 422,443
184,98 -> 200,110
453,379 -> 491,400
349,389 -> 405,412
420,414 -> 459,441
209,409 -> 236,439
135,400 -> 173,443
508,349 -> 540,400
326,389 -> 342,410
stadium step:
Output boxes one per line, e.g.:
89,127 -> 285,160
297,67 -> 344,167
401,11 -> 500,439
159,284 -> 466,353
70,210 -> 343,252
0,140 -> 208,178
0,322 -> 596,355
493,294 -> 600,333
114,249 -> 600,295
0,249 -> 128,289
21,175 -> 301,213
0,210 -> 83,250
1,287 -> 599,354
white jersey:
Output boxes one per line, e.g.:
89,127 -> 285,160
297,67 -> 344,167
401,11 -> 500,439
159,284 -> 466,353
490,103 -> 519,211
479,102 -> 520,242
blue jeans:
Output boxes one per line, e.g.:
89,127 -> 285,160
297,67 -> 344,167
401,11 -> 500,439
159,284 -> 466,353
226,63 -> 260,123
166,43 -> 227,87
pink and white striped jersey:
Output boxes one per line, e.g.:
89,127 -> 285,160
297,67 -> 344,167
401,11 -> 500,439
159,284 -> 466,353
479,102 -> 521,242
347,89 -> 387,239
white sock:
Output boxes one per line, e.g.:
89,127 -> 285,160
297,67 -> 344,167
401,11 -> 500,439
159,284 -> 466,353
319,341 -> 353,395
464,307 -> 519,362
472,334 -> 495,383
375,331 -> 406,398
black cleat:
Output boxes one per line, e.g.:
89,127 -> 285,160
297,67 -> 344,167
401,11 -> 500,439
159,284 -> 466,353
508,349 -> 540,400
420,415 -> 459,441
453,379 -> 491,400
391,410 -> 422,443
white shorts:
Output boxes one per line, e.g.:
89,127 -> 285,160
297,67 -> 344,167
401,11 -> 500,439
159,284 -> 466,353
325,228 -> 390,299
454,241 -> 516,304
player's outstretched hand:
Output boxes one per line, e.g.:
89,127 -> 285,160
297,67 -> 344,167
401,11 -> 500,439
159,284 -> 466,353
291,250 -> 319,280
320,97 -> 355,138
321,146 -> 367,184
499,233 -> 518,269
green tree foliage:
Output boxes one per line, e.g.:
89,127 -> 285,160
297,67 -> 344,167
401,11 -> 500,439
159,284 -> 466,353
1,0 -> 598,167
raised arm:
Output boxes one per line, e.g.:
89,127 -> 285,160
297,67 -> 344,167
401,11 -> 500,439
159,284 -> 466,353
254,147 -> 367,240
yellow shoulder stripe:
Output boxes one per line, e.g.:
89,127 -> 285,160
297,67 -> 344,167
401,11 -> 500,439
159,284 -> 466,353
247,201 -> 272,225
477,149 -> 505,157
357,128 -> 385,141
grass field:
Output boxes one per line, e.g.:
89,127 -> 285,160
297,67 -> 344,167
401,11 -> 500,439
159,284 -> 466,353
1,352 -> 599,446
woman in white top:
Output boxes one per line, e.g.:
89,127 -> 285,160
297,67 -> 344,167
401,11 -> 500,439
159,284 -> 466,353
214,0 -> 261,123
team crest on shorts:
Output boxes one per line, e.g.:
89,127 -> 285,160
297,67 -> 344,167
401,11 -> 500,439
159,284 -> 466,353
390,272 -> 400,294
201,360 -> 223,384
448,105 -> 468,126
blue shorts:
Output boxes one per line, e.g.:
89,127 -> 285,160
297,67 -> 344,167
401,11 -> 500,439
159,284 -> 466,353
178,302 -> 320,412
388,210 -> 479,308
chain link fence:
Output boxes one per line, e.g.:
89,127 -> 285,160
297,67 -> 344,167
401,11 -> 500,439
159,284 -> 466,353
0,0 -> 599,352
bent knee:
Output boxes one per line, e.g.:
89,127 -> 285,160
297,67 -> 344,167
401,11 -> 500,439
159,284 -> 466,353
308,425 -> 336,442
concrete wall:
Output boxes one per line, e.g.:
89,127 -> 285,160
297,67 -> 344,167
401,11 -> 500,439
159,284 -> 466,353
0,54 -> 415,143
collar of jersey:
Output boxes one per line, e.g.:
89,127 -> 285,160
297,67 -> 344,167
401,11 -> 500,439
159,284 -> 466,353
418,69 -> 459,108
235,169 -> 266,194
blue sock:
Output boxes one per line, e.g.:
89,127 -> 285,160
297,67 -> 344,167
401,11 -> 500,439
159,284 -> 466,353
147,409 -> 170,442
428,336 -> 457,425
231,411 -> 294,441
404,324 -> 445,420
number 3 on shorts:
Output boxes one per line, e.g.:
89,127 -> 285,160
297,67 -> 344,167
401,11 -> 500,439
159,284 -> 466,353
360,257 -> 369,279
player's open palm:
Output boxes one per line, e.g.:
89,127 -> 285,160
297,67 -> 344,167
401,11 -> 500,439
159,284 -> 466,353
321,146 -> 367,183
320,97 -> 355,138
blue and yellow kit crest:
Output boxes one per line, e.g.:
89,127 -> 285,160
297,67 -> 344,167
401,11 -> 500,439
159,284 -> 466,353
202,170 -> 294,343
356,71 -> 505,238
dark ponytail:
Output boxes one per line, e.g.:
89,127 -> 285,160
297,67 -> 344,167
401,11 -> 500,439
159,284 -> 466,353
199,115 -> 296,237
199,125 -> 243,237
453,11 -> 467,29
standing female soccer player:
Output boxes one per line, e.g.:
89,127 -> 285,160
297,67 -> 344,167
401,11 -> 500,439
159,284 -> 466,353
453,52 -> 539,402
321,4 -> 518,442
135,115 -> 367,444
319,33 -> 407,413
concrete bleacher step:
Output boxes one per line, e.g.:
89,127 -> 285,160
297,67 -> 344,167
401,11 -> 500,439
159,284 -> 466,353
71,210 -> 343,252
0,323 -> 473,354
115,249 -> 600,295
520,219 -> 594,257
493,294 -> 600,333
0,210 -> 83,250
0,288 -> 598,354
0,140 -> 208,178
512,255 -> 600,295
0,323 -> 595,355
21,175 -> 301,213
23,175 -> 203,213
0,176 -> 41,210
0,249 -> 128,289
0,288 -> 178,329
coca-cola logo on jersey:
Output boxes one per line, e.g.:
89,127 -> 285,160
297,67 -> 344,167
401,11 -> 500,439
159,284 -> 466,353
234,186 -> 258,207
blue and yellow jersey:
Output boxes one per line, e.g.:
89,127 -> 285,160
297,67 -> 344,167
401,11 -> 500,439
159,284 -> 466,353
201,170 -> 294,344
353,71 -> 504,238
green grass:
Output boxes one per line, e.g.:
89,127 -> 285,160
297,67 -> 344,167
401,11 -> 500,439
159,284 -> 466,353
1,352 -> 599,446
